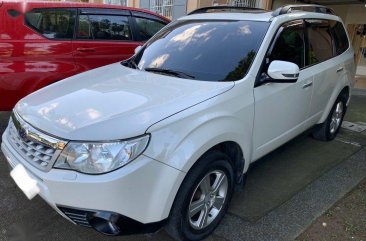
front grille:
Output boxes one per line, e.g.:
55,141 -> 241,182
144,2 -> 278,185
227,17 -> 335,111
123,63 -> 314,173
58,207 -> 92,228
6,112 -> 66,172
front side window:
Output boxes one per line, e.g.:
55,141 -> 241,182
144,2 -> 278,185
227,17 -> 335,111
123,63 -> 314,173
77,14 -> 131,40
306,20 -> 333,65
25,8 -> 76,39
132,20 -> 269,82
270,20 -> 305,68
135,17 -> 166,41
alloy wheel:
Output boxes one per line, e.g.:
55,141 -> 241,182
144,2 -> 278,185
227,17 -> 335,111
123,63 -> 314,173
330,101 -> 344,134
188,170 -> 228,230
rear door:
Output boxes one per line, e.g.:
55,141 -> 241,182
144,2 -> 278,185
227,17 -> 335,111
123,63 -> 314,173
72,8 -> 139,72
306,19 -> 346,119
2,7 -> 77,109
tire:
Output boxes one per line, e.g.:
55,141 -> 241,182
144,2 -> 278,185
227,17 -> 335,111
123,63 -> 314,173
312,93 -> 347,141
165,151 -> 234,241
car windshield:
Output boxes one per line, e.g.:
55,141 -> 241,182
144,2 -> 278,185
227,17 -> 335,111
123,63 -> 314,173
128,20 -> 269,82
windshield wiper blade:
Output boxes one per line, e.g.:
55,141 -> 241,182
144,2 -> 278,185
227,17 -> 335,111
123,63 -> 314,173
144,67 -> 195,79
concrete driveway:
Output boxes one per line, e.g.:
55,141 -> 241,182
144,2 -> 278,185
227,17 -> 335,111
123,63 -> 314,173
0,95 -> 365,241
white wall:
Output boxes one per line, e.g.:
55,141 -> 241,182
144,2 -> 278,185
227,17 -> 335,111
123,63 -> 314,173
342,5 -> 366,25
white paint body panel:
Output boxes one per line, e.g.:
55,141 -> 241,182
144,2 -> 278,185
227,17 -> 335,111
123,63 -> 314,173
1,133 -> 185,223
2,10 -> 355,226
15,63 -> 234,141
267,60 -> 300,80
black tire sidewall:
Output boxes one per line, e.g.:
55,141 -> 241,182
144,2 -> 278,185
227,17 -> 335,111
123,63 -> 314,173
325,95 -> 347,140
168,151 -> 234,241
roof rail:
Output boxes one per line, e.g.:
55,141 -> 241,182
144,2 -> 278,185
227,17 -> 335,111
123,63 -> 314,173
272,4 -> 335,17
188,5 -> 267,15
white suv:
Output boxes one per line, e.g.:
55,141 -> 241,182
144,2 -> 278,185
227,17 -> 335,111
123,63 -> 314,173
1,4 -> 355,241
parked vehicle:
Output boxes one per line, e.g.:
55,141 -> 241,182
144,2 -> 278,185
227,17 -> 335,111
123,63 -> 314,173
0,0 -> 169,111
1,5 -> 355,241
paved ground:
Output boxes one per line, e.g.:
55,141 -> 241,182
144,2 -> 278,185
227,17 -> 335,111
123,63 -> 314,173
297,179 -> 366,241
355,76 -> 366,89
0,95 -> 365,241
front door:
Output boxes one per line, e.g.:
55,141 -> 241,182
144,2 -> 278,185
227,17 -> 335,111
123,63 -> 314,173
252,20 -> 314,160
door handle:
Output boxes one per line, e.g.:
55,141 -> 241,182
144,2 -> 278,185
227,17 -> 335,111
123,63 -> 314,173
302,81 -> 313,89
76,47 -> 96,52
336,67 -> 344,73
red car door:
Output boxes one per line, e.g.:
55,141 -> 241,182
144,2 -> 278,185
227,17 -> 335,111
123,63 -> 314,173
0,5 -> 78,110
72,8 -> 140,73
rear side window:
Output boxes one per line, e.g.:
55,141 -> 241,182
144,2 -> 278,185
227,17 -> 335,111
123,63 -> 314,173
330,20 -> 349,56
306,20 -> 333,65
135,17 -> 166,41
77,14 -> 132,41
270,20 -> 305,68
25,8 -> 76,39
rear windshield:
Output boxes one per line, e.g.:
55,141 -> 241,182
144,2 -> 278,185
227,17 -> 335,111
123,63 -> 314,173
132,20 -> 270,82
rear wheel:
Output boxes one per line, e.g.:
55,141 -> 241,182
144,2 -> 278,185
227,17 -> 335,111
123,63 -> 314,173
166,151 -> 234,241
312,93 -> 347,141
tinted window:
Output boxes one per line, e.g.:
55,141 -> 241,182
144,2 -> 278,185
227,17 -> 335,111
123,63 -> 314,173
135,17 -> 166,41
270,20 -> 305,68
306,20 -> 333,65
77,14 -> 131,40
133,20 -> 269,82
25,8 -> 76,39
330,20 -> 349,55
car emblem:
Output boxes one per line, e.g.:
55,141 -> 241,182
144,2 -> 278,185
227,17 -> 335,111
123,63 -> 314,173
18,125 -> 29,142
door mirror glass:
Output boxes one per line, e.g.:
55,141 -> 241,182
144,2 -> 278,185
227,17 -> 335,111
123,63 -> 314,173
267,60 -> 300,82
134,45 -> 142,54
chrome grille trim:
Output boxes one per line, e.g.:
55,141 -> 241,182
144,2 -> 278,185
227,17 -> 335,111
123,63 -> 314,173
6,111 -> 67,172
11,111 -> 66,150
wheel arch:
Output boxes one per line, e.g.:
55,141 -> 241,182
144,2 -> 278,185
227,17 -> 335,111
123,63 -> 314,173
318,85 -> 351,124
201,141 -> 246,185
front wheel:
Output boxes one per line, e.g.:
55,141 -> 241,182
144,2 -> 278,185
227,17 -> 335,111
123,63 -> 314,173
166,151 -> 234,241
312,93 -> 347,141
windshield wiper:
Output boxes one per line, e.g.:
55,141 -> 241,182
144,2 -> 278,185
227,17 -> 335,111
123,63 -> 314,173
144,67 -> 195,79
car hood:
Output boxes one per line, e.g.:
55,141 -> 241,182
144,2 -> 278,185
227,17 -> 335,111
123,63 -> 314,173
15,63 -> 234,141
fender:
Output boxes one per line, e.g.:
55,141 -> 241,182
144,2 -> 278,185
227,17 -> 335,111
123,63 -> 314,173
144,85 -> 254,174
143,87 -> 254,220
318,73 -> 351,124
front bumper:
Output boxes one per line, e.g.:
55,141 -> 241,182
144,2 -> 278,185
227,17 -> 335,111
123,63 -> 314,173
1,129 -> 185,233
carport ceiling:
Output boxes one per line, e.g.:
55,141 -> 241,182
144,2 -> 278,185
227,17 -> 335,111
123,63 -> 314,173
301,0 -> 365,5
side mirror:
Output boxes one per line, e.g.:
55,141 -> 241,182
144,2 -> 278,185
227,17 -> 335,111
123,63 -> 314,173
134,46 -> 142,54
267,60 -> 300,83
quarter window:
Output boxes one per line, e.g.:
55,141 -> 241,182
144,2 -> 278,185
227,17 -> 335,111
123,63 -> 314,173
135,17 -> 166,41
270,21 -> 305,68
330,20 -> 349,56
306,20 -> 333,65
25,8 -> 76,39
77,14 -> 132,40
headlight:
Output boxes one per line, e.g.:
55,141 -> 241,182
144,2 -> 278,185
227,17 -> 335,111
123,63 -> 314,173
54,135 -> 150,174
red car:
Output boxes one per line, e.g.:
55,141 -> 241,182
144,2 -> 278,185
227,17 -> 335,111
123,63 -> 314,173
0,1 -> 169,111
